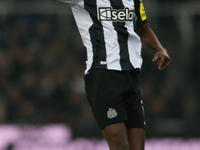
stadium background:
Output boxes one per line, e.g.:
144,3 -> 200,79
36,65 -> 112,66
0,0 -> 199,149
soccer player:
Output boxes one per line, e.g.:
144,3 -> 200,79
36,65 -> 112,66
57,0 -> 171,150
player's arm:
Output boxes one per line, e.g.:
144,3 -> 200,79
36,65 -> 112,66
134,0 -> 170,70
136,23 -> 171,70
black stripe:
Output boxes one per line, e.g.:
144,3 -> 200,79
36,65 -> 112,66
110,0 -> 134,70
133,0 -> 148,28
84,0 -> 107,69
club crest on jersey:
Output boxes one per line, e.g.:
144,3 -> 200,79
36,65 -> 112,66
99,7 -> 134,22
107,108 -> 118,119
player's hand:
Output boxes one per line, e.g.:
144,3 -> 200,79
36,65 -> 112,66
152,48 -> 171,70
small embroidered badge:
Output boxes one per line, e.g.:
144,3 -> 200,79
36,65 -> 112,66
107,108 -> 118,119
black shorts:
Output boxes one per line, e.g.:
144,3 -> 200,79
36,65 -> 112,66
84,68 -> 145,130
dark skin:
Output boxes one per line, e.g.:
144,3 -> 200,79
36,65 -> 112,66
136,23 -> 171,70
102,23 -> 170,150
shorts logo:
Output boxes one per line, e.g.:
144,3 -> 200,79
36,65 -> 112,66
107,108 -> 118,119
99,7 -> 134,22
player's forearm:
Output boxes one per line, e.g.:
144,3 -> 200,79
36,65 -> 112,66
137,23 -> 166,53
141,29 -> 165,52
137,23 -> 170,70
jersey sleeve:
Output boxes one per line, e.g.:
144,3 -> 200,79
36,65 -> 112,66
134,0 -> 147,28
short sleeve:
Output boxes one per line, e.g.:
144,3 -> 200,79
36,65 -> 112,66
134,0 -> 147,28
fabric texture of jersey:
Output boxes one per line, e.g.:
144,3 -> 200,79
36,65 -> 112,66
57,0 -> 147,73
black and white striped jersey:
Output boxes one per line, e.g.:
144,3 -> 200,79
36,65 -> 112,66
57,0 -> 147,73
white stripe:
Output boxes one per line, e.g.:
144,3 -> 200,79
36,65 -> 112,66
122,0 -> 143,69
71,3 -> 94,74
96,0 -> 122,70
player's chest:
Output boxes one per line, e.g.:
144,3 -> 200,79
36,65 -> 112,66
82,0 -> 135,22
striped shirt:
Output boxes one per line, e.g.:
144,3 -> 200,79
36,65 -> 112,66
57,0 -> 147,73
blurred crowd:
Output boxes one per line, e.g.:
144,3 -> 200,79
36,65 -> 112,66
0,1 -> 199,138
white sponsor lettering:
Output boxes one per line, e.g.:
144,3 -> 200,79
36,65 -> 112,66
99,7 -> 134,22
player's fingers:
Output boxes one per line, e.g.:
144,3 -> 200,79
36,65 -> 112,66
160,61 -> 170,70
152,54 -> 159,62
158,62 -> 163,70
160,58 -> 171,70
158,55 -> 165,70
162,56 -> 170,67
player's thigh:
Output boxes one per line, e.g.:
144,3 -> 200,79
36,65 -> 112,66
102,122 -> 129,149
127,128 -> 145,150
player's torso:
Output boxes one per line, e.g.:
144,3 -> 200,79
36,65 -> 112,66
69,0 -> 142,72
